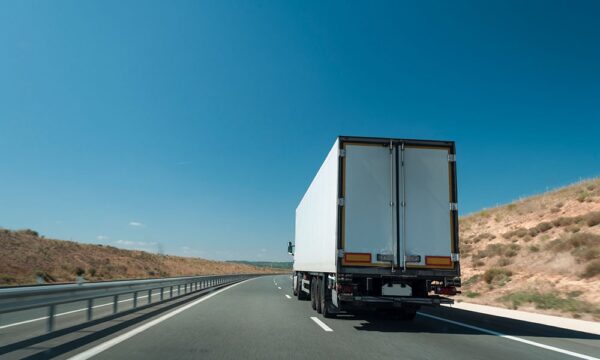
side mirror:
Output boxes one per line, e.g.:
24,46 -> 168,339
287,241 -> 294,255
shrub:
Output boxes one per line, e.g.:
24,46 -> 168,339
89,268 -> 97,277
466,291 -> 480,298
502,228 -> 528,239
497,258 -> 512,266
529,245 -> 540,252
507,204 -> 516,210
551,232 -> 600,262
580,260 -> 600,278
586,211 -> 600,227
555,202 -> 564,208
577,191 -> 588,203
75,267 -> 85,276
553,217 -> 574,227
460,244 -> 473,257
472,233 -> 496,243
483,268 -> 512,284
17,229 -> 39,237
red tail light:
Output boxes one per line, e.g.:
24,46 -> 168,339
435,286 -> 459,296
336,284 -> 353,294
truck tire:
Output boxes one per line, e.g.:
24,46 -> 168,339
311,279 -> 317,310
293,275 -> 298,297
321,282 -> 335,318
315,277 -> 322,314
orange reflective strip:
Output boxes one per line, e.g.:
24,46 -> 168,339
344,253 -> 372,263
425,256 -> 452,266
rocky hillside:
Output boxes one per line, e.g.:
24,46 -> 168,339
0,229 -> 276,285
458,177 -> 600,321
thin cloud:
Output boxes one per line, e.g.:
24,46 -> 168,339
129,221 -> 145,227
115,239 -> 157,251
97,235 -> 109,240
117,239 -> 150,246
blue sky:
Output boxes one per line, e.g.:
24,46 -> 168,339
1,1 -> 599,261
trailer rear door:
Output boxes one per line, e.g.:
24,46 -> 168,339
342,143 -> 397,267
401,146 -> 456,269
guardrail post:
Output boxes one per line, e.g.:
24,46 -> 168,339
87,299 -> 93,321
113,295 -> 118,314
47,304 -> 56,332
148,289 -> 152,304
160,287 -> 164,301
178,284 -> 181,296
133,291 -> 138,308
170,286 -> 173,298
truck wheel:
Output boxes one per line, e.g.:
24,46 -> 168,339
293,276 -> 298,297
321,287 -> 335,318
315,277 -> 322,314
311,279 -> 317,310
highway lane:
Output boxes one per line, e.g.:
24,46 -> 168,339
57,275 -> 599,360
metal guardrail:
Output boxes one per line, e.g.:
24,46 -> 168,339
0,274 -> 260,333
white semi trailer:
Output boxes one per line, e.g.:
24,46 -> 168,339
289,136 -> 461,319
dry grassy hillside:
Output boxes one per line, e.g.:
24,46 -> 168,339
0,230 -> 275,285
458,177 -> 600,321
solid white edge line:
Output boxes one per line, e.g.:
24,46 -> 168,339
418,312 -> 599,360
310,317 -> 333,332
285,294 -> 291,299
66,279 -> 255,360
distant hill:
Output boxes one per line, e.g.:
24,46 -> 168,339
227,261 -> 292,270
458,177 -> 600,321
0,230 -> 276,286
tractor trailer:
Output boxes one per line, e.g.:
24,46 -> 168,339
289,136 -> 461,319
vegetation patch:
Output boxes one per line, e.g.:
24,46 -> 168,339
496,258 -> 512,267
499,291 -> 600,316
463,274 -> 481,286
586,211 -> 600,227
465,291 -> 480,298
580,260 -> 600,279
550,232 -> 600,262
528,222 -> 553,237
502,228 -> 528,239
483,268 -> 512,285
471,233 -> 496,243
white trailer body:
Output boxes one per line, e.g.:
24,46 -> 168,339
292,136 -> 460,318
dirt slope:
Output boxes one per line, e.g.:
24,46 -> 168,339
0,230 -> 276,285
458,177 -> 600,321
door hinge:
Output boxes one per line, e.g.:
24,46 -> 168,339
339,149 -> 346,157
448,154 -> 456,162
451,253 -> 460,262
337,249 -> 344,258
450,202 -> 458,211
338,198 -> 345,206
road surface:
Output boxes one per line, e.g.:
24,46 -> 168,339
1,275 -> 598,359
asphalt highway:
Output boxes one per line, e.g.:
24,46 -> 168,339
1,275 -> 598,359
